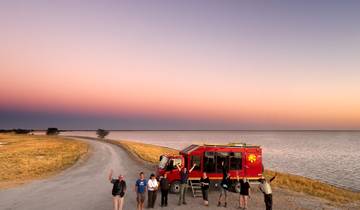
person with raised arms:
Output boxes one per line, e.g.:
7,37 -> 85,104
176,162 -> 196,205
108,169 -> 127,210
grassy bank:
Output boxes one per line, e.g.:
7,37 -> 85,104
0,134 -> 89,188
112,139 -> 360,204
108,139 -> 178,163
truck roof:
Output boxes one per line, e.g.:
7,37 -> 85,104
180,143 -> 261,154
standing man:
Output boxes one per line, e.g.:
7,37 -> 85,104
200,172 -> 210,206
176,163 -> 196,205
259,173 -> 277,210
135,172 -> 147,210
160,173 -> 170,207
147,173 -> 159,208
108,169 -> 127,210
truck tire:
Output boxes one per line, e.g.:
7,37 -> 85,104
170,181 -> 181,194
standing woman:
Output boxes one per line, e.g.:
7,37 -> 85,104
200,172 -> 210,206
109,169 -> 127,210
239,178 -> 250,210
147,173 -> 159,208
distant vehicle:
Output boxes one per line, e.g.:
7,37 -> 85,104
156,143 -> 263,193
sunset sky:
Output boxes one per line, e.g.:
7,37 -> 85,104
1,1 -> 360,130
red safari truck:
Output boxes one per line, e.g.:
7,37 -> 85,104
156,143 -> 263,193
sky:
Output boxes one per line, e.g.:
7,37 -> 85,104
1,0 -> 360,130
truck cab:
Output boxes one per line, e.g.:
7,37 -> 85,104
157,155 -> 184,193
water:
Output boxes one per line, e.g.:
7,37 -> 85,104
61,130 -> 360,192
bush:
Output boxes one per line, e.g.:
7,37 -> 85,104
46,128 -> 60,135
96,129 -> 109,139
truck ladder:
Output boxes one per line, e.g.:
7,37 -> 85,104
188,179 -> 202,198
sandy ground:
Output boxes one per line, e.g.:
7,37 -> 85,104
0,137 -> 358,210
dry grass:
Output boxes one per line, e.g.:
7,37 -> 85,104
108,139 -> 178,164
0,134 -> 89,188
112,139 -> 360,204
263,169 -> 360,204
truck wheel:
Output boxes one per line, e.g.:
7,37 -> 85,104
170,181 -> 181,194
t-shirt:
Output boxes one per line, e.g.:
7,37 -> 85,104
240,180 -> 250,195
180,171 -> 189,184
200,177 -> 210,190
136,179 -> 147,193
260,182 -> 272,195
147,179 -> 159,191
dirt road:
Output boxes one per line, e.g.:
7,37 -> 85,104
0,137 -> 153,210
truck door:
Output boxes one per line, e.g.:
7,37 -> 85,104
190,154 -> 202,178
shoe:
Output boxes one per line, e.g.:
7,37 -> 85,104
165,204 -> 167,207
224,202 -> 227,208
178,202 -> 181,206
183,202 -> 187,205
217,201 -> 221,207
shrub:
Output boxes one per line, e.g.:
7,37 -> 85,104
96,129 -> 109,139
46,128 -> 60,135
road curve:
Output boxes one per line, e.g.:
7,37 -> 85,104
0,137 -> 153,210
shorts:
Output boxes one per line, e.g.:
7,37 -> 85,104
220,187 -> 227,196
136,192 -> 145,203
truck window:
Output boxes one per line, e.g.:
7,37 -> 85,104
216,152 -> 230,173
166,158 -> 182,171
191,155 -> 201,171
230,152 -> 242,170
204,152 -> 215,173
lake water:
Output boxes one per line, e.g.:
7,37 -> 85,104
61,130 -> 360,192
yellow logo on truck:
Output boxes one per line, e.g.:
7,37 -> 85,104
248,154 -> 257,163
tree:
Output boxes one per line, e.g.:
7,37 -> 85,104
96,129 -> 109,139
46,128 -> 60,135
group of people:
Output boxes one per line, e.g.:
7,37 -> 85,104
108,163 -> 276,210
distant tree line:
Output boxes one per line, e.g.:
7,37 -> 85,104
1,128 -> 111,139
0,128 -> 62,135
0,129 -> 34,134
